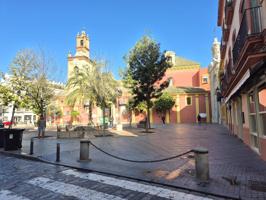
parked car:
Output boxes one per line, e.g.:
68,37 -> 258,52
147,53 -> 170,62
3,121 -> 12,127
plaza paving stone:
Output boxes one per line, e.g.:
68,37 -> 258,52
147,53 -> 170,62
1,124 -> 266,199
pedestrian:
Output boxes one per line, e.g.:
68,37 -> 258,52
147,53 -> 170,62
37,115 -> 46,138
197,114 -> 201,125
161,115 -> 166,125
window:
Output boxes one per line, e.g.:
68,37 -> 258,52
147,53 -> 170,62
167,56 -> 172,63
168,77 -> 173,87
258,85 -> 266,136
202,76 -> 208,84
186,96 -> 192,106
80,40 -> 84,46
248,93 -> 257,133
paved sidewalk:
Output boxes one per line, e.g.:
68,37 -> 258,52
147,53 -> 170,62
1,154 -> 217,200
1,124 -> 266,199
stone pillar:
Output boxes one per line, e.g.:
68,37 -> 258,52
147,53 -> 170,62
166,111 -> 170,124
80,139 -> 90,161
195,94 -> 199,123
176,95 -> 180,123
149,108 -> 153,124
97,107 -> 102,125
132,111 -> 136,124
194,147 -> 209,182
111,104 -> 116,125
205,94 -> 210,123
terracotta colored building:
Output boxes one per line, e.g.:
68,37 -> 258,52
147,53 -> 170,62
218,0 -> 266,160
49,31 -> 211,127
119,51 -> 211,125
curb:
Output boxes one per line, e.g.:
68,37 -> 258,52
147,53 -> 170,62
0,150 -> 240,200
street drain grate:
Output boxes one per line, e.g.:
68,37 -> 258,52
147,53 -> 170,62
248,180 -> 266,192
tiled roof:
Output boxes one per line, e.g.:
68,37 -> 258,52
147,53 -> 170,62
174,56 -> 200,66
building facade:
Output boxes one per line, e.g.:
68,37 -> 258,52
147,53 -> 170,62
218,0 -> 266,160
208,38 -> 221,123
0,105 -> 37,125
51,31 -> 117,126
119,51 -> 212,125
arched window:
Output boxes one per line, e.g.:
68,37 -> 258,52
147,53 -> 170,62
80,40 -> 84,46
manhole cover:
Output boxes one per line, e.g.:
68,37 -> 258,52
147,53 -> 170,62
249,180 -> 266,192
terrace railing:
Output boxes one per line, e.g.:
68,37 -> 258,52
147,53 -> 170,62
232,6 -> 262,65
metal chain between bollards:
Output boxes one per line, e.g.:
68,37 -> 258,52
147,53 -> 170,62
89,141 -> 193,163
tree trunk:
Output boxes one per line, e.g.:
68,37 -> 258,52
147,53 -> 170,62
129,111 -> 132,127
102,105 -> 106,130
88,101 -> 93,124
146,104 -> 150,132
9,103 -> 16,129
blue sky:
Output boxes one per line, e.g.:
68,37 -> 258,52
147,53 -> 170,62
0,0 -> 221,83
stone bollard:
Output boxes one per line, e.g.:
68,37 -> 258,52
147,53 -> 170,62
29,138 -> 34,155
79,139 -> 90,161
56,143 -> 60,162
193,147 -> 209,182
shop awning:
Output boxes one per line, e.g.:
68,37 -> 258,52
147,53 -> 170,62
225,69 -> 250,103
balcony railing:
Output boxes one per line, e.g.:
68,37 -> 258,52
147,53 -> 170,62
225,0 -> 234,25
232,6 -> 262,65
222,25 -> 230,42
220,40 -> 226,58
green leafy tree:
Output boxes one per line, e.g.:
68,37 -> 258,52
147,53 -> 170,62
66,63 -> 95,123
124,36 -> 170,132
154,93 -> 175,123
47,104 -> 62,124
125,98 -> 135,127
26,75 -> 54,116
0,84 -> 16,107
71,110 -> 80,123
1,49 -> 55,129
93,63 -> 119,127
1,49 -> 36,128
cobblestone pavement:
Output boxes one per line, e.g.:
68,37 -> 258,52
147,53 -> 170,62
0,154 -> 218,200
2,124 -> 266,199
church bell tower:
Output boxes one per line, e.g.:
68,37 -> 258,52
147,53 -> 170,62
75,31 -> 90,58
67,30 -> 91,80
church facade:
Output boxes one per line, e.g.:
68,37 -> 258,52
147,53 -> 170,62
119,51 -> 212,125
50,31 -> 212,126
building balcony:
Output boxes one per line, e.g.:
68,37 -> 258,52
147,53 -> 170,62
227,58 -> 235,83
221,58 -> 236,96
222,6 -> 266,98
220,41 -> 227,59
220,74 -> 227,97
233,6 -> 265,67
224,0 -> 234,26
222,25 -> 230,42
